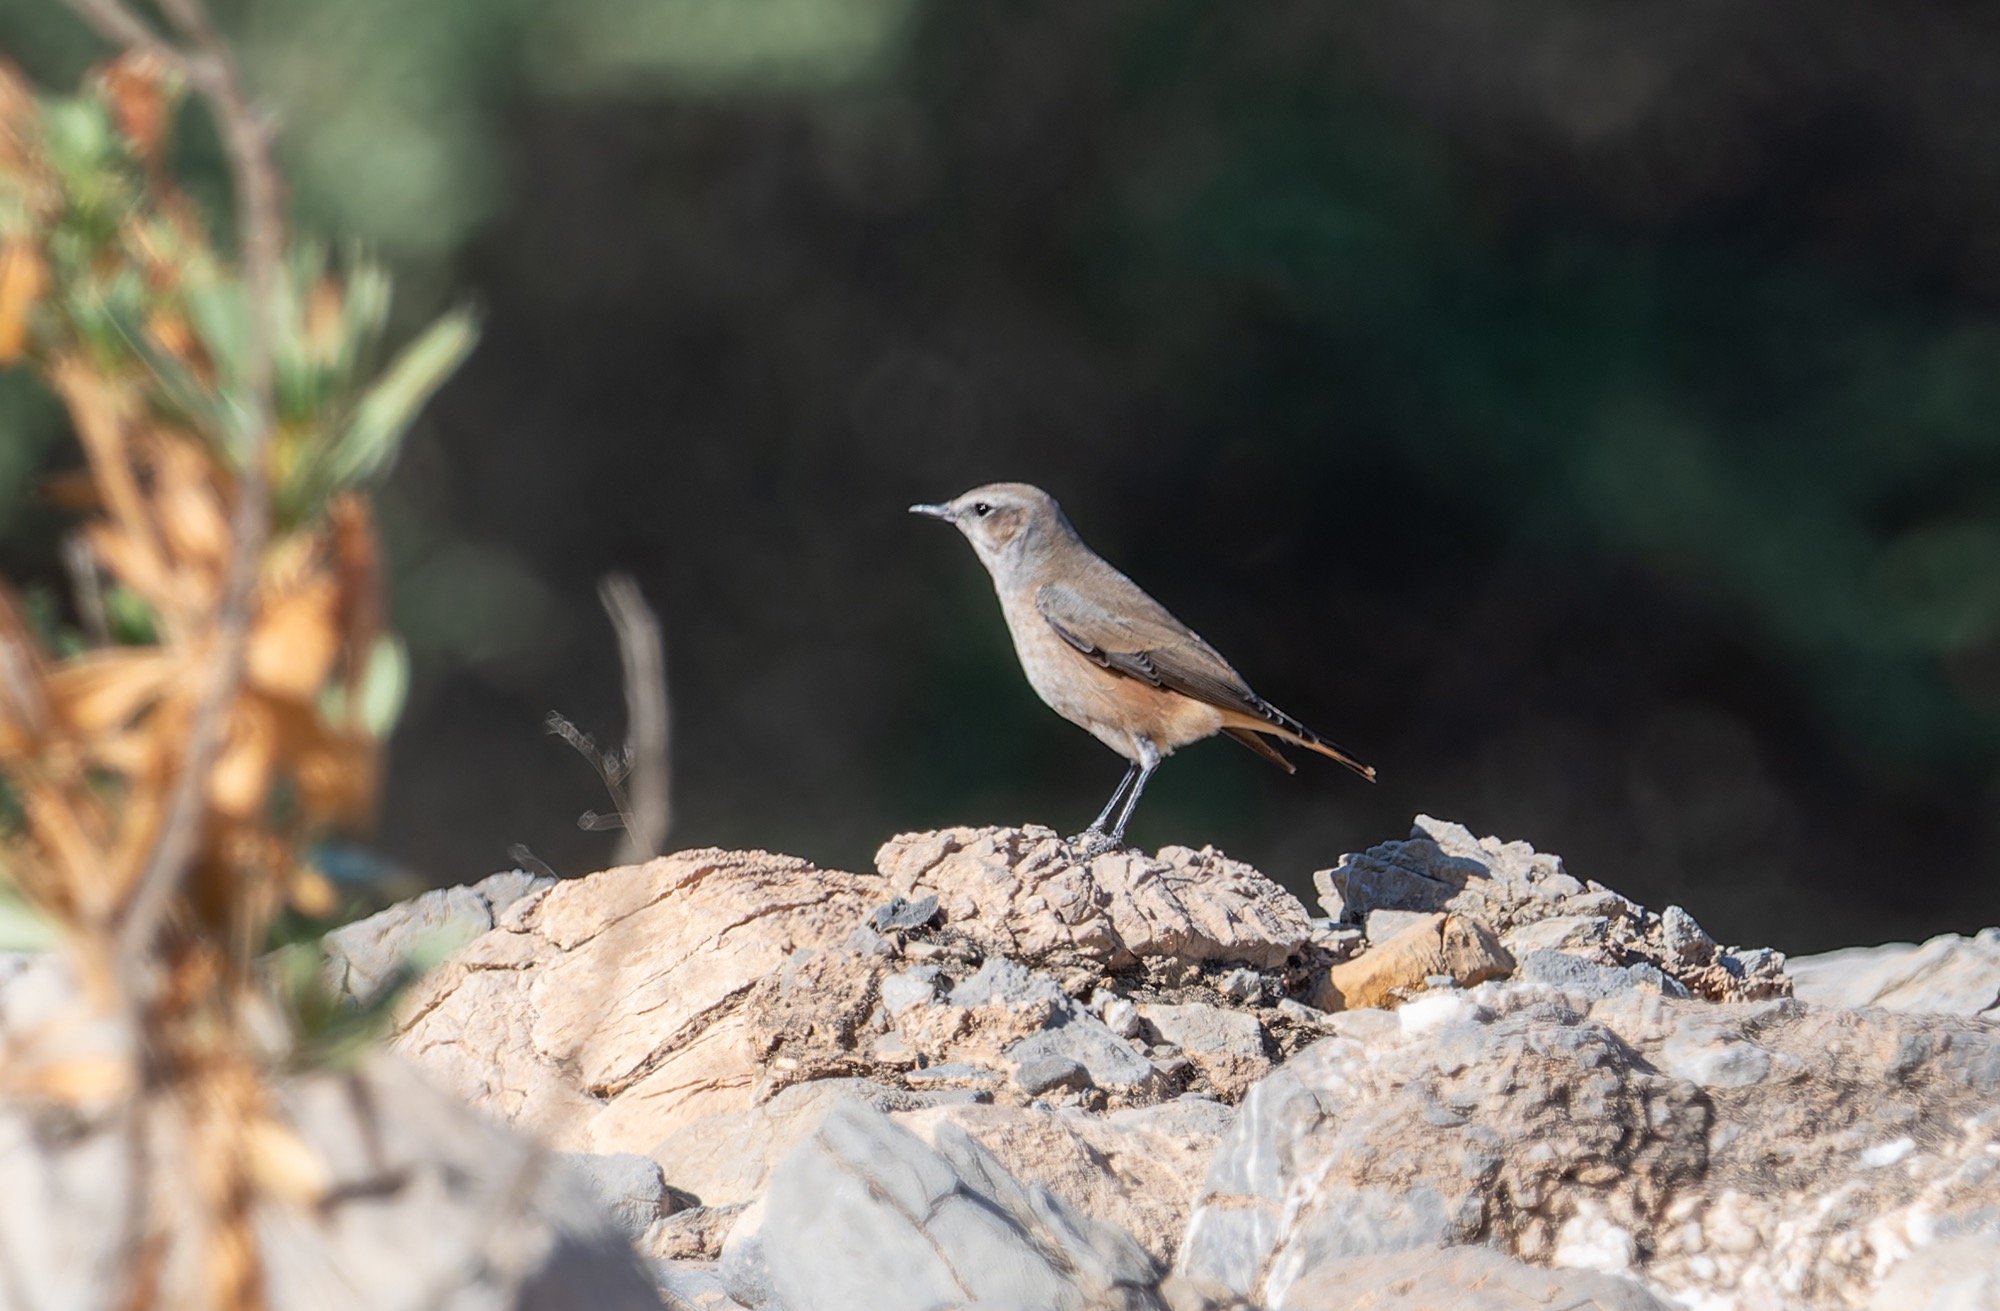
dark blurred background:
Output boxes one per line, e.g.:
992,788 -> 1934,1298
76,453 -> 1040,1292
5,0 -> 2000,953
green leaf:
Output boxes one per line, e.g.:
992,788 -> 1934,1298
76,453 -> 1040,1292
327,306 -> 477,489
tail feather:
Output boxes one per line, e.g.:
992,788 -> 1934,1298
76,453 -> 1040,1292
1224,727 -> 1296,774
1233,699 -> 1376,782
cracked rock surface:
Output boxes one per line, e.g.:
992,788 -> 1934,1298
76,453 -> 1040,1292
68,816 -> 1979,1311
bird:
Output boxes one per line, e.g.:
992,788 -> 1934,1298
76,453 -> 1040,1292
910,481 -> 1373,856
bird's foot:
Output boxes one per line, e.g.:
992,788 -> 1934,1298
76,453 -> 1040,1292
1064,827 -> 1120,860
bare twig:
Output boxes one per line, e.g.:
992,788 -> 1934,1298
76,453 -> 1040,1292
598,574 -> 669,862
62,0 -> 285,973
505,844 -> 556,881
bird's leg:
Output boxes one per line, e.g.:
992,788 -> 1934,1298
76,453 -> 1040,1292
1101,740 -> 1163,853
1069,763 -> 1138,854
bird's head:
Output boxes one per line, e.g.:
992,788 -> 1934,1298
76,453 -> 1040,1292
909,482 -> 1072,580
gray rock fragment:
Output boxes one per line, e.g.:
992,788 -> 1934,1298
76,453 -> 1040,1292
1517,950 -> 1687,999
722,1101 -> 1161,1311
562,1151 -> 675,1242
1659,905 -> 1715,968
869,894 -> 940,933
1103,996 -> 1143,1038
877,966 -> 940,1017
1008,1014 -> 1158,1091
1017,1054 -> 1093,1095
323,868 -> 551,1007
949,957 -> 1071,1012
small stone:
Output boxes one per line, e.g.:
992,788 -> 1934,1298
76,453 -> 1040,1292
1518,950 -> 1635,999
557,1151 -> 671,1242
948,958 -> 1071,1012
1218,968 -> 1263,1003
1661,905 -> 1716,969
842,925 -> 894,956
1007,1014 -> 1159,1090
1276,998 -> 1334,1027
879,967 -> 941,1018
870,894 -> 942,933
1366,908 -> 1438,944
1014,1055 -> 1092,1095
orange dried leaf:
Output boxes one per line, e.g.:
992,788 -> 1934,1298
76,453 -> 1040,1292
46,647 -> 178,737
97,51 -> 177,167
0,587 -> 49,752
328,495 -> 381,697
208,697 -> 276,820
20,786 -> 112,911
0,238 -> 47,364
145,308 -> 204,372
52,360 -> 169,583
148,431 -> 232,574
246,577 -> 340,701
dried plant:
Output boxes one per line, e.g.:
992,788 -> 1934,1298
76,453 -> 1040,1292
0,5 -> 474,1305
545,572 -> 671,864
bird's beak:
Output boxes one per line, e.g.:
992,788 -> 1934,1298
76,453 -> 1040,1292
908,503 -> 957,521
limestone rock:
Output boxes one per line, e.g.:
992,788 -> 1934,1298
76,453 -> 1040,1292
1314,816 -> 1788,1002
876,825 -> 1311,969
393,848 -> 882,1159
1181,981 -> 2000,1309
1312,912 -> 1514,1011
562,1150 -> 678,1242
324,868 -> 552,1007
721,1100 -> 1162,1311
647,1077 -> 983,1206
1789,928 -> 2000,1018
896,1096 -> 1231,1266
1137,1002 -> 1272,1099
0,1054 -> 663,1311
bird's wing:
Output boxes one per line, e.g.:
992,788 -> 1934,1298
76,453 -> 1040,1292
1034,578 -> 1378,781
1033,580 -> 1261,713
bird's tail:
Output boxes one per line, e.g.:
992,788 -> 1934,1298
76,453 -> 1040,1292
1231,701 -> 1376,782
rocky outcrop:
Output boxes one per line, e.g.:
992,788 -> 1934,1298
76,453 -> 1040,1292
365,816 -> 2000,1310
1181,988 -> 2000,1308
874,826 -> 1313,970
1315,816 -> 1789,1003
1789,928 -> 2000,1018
11,815 -> 1993,1310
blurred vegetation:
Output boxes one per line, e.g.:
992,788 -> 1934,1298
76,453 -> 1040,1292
0,16 -> 472,1301
2,0 -> 1997,952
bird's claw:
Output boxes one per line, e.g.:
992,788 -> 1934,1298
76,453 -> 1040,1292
1065,827 -> 1120,859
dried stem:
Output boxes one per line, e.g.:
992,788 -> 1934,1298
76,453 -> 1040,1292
598,574 -> 670,862
62,0 -> 284,976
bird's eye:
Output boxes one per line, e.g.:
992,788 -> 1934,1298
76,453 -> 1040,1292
971,502 -> 992,517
